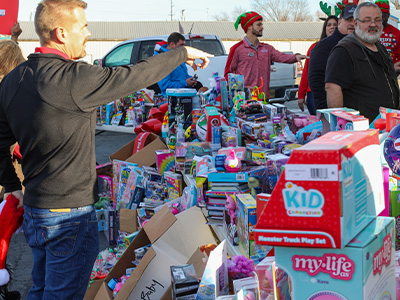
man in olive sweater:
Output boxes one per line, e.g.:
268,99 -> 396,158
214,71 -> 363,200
0,0 -> 211,299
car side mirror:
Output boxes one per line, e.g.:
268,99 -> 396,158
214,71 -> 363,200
93,59 -> 102,66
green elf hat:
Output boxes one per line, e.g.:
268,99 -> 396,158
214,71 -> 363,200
234,11 -> 263,32
375,0 -> 390,14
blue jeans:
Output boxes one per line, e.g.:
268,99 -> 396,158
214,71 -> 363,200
23,205 -> 99,300
306,91 -> 316,115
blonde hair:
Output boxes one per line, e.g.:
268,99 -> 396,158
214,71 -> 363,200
0,40 -> 25,81
34,0 -> 87,44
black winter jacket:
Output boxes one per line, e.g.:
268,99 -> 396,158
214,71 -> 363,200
308,28 -> 347,109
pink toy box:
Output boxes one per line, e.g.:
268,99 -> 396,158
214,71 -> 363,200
274,217 -> 395,300
255,130 -> 384,249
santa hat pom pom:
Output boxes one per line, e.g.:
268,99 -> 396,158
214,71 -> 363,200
0,268 -> 10,286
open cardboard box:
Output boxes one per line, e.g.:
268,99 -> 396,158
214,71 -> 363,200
109,133 -> 168,168
94,206 -> 216,300
119,208 -> 138,234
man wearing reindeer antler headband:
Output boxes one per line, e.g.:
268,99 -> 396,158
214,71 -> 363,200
308,0 -> 357,110
325,2 -> 400,122
375,0 -> 400,63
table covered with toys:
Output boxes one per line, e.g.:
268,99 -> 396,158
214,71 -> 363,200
87,72 -> 400,300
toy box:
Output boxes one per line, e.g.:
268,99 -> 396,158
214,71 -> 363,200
330,111 -> 369,131
155,149 -> 175,175
262,104 -> 277,121
167,88 -> 196,129
317,107 -> 360,134
228,73 -> 244,103
255,130 -> 385,249
390,186 -> 400,250
236,194 -> 271,263
164,171 -> 182,201
237,118 -> 270,140
175,142 -> 212,172
274,217 -> 395,300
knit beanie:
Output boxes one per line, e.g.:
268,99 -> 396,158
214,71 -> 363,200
234,11 -> 263,32
375,0 -> 390,14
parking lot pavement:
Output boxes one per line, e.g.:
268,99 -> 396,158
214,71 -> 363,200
7,130 -> 136,299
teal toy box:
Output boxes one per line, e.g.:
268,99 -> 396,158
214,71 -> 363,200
274,217 -> 395,300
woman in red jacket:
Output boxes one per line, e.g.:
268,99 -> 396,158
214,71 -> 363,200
298,15 -> 338,115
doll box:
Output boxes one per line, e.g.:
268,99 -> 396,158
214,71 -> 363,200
274,217 -> 395,300
255,130 -> 384,249
330,111 -> 369,132
236,194 -> 271,263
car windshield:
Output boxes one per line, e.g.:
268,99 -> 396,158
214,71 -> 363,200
185,39 -> 225,56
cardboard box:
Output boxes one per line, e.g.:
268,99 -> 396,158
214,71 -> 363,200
274,217 -> 395,300
119,208 -> 138,234
255,130 -> 385,249
84,279 -> 104,300
94,206 -> 216,300
109,133 -> 167,168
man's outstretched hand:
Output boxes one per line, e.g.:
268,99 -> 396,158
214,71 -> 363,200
184,46 -> 214,71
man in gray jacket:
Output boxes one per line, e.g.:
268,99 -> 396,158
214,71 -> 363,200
0,0 -> 211,299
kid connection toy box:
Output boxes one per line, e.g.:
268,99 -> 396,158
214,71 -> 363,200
274,217 -> 395,300
255,130 -> 384,249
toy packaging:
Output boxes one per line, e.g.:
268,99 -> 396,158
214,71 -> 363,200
236,194 -> 272,264
171,264 -> 200,300
254,256 -> 275,300
167,88 -> 196,131
164,171 -> 182,201
175,142 -> 212,172
255,130 -> 385,249
330,111 -> 369,132
196,241 -> 229,300
316,107 -> 360,134
275,217 -> 395,300
155,149 -> 175,175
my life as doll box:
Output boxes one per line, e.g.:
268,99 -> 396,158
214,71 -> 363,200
274,217 -> 395,300
255,130 -> 384,249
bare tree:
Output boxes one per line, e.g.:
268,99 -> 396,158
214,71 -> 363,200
389,0 -> 400,9
212,11 -> 231,21
212,6 -> 249,22
250,0 -> 314,21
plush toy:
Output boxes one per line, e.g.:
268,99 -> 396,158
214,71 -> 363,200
227,255 -> 254,279
0,194 -> 24,299
225,193 -> 237,225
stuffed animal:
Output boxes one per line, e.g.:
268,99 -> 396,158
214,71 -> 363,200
0,194 -> 24,300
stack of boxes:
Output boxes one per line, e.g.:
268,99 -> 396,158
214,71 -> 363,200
254,130 -> 396,299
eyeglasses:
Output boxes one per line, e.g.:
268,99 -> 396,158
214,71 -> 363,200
356,18 -> 382,25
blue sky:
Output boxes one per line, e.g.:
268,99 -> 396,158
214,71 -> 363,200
18,0 -> 323,22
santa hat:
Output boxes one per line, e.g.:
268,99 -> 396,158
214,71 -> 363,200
234,11 -> 263,32
0,194 -> 23,286
375,0 -> 390,14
